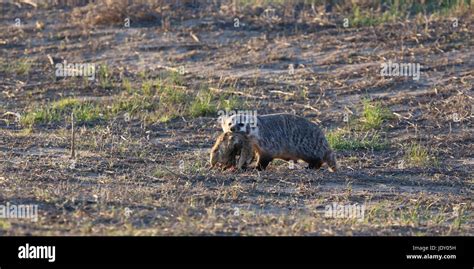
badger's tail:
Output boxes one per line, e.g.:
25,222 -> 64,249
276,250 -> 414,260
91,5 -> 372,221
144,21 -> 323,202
324,150 -> 337,172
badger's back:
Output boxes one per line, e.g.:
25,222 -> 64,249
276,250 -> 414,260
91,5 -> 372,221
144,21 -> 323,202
255,114 -> 331,161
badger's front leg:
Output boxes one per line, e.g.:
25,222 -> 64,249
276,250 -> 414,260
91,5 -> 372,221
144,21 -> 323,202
256,153 -> 272,171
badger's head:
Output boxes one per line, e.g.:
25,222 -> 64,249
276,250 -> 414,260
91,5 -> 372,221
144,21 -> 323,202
220,114 -> 257,135
210,132 -> 243,169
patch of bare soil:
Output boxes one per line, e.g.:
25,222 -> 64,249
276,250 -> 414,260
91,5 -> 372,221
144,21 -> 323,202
0,2 -> 472,235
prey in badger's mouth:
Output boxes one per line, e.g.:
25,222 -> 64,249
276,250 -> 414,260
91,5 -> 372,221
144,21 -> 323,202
210,132 -> 255,171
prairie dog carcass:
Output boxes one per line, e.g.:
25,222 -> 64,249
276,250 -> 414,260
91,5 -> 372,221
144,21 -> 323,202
210,132 -> 254,170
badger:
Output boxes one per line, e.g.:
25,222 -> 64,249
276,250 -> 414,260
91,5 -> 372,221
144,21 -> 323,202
221,113 -> 337,171
210,132 -> 255,170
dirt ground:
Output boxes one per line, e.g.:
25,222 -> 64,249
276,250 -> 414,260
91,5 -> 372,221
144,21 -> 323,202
0,2 -> 472,235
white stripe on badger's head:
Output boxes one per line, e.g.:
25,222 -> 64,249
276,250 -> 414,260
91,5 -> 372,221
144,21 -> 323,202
222,114 -> 258,136
219,115 -> 232,133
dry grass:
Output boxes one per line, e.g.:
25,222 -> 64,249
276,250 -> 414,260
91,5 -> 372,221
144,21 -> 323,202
0,1 -> 472,236
72,0 -> 162,26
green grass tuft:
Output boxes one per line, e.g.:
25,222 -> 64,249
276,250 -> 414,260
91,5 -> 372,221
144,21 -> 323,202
0,58 -> 33,75
122,78 -> 133,93
189,88 -> 217,117
21,98 -> 103,127
327,129 -> 389,151
359,99 -> 393,130
159,85 -> 188,106
350,5 -> 403,27
168,70 -> 183,86
110,95 -> 155,116
404,142 -> 437,167
141,80 -> 157,96
21,68 -> 246,128
98,64 -> 112,89
15,59 -> 33,75
217,95 -> 244,111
